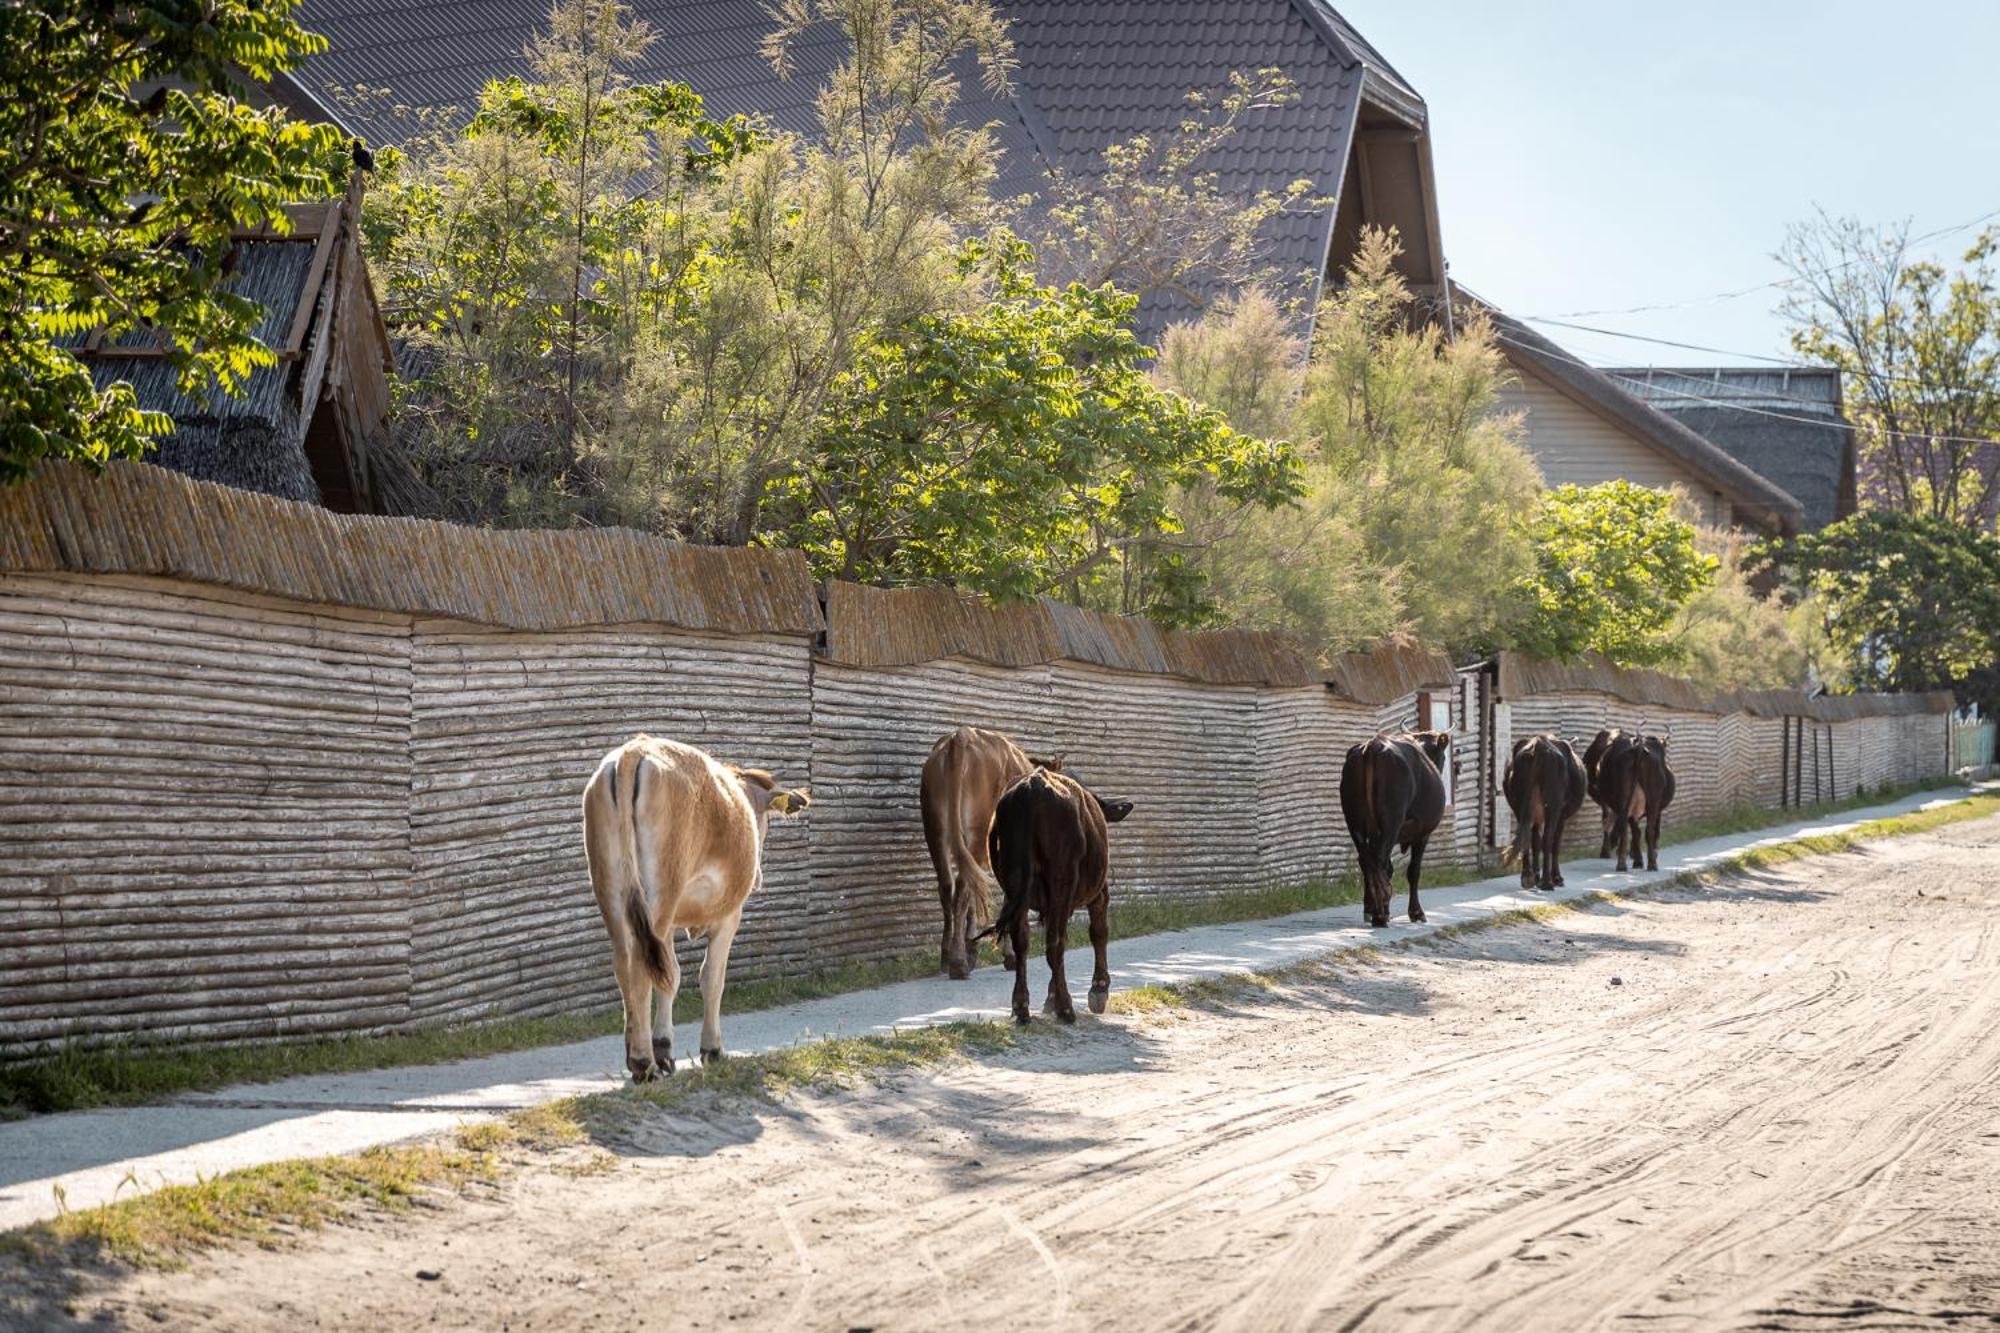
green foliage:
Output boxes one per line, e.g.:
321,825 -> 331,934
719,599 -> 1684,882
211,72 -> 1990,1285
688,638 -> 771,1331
1769,509 -> 2000,694
1178,231 -> 1543,656
767,236 -> 1299,620
1781,213 -> 2000,527
0,0 -> 347,483
1513,480 -> 1719,667
1673,525 -> 1813,690
365,0 -> 1006,538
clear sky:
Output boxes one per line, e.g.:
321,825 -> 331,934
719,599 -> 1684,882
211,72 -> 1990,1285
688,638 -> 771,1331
1335,1 -> 2000,368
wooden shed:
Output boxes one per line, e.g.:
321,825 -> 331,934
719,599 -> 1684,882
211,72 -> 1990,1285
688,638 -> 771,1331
68,173 -> 396,514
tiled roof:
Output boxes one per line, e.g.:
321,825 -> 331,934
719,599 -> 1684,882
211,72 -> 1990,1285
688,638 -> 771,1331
1611,367 -> 1856,532
286,0 -> 1390,333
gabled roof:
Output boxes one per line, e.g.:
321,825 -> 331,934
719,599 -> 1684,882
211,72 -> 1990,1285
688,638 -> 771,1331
1461,288 -> 1807,536
280,0 -> 1415,334
1611,367 -> 1856,532
66,180 -> 396,512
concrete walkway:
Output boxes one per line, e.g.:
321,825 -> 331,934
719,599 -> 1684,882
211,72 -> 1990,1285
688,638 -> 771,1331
0,786 -> 1978,1232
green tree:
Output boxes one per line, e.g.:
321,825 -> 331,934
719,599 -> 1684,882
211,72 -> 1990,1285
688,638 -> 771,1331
766,235 -> 1300,622
365,0 -> 1008,538
1771,509 -> 2000,695
1780,212 -> 2000,528
1181,230 -> 1543,656
1,0 -> 347,484
1513,480 -> 1719,667
1673,524 -> 1812,691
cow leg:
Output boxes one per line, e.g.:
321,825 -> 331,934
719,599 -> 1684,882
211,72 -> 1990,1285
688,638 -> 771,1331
1010,910 -> 1034,1026
944,880 -> 970,981
1405,836 -> 1428,924
1373,844 -> 1396,928
938,871 -> 957,975
1598,808 -> 1617,861
698,908 -> 741,1064
1626,810 -> 1645,870
1645,806 -> 1663,872
1610,810 -> 1631,872
1044,906 -> 1076,1024
1547,814 -> 1567,888
1086,893 -> 1110,1015
649,943 -> 683,1077
614,937 -> 661,1083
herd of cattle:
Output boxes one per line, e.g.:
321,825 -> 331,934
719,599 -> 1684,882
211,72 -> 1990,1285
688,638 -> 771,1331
580,724 -> 1675,1081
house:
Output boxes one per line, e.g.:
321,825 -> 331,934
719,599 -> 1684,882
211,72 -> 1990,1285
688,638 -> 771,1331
1609,367 -> 1856,533
68,175 -> 403,514
269,0 -> 1820,537
1470,299 -> 1807,537
271,0 -> 1448,337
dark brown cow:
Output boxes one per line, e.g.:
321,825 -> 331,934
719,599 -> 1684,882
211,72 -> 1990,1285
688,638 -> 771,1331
1583,729 -> 1677,871
919,727 -> 1062,979
1502,734 -> 1588,891
1339,731 -> 1451,928
985,768 -> 1133,1025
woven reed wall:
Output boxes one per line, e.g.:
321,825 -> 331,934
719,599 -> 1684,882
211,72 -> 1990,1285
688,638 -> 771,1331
0,470 -> 1955,1055
1,573 -> 415,1050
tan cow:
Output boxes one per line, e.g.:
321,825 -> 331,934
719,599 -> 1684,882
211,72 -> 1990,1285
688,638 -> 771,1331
582,735 -> 808,1081
919,726 -> 1060,980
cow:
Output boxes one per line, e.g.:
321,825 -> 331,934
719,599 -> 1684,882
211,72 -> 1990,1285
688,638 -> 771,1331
1583,729 -> 1676,872
920,726 -> 1063,980
581,735 -> 809,1082
1502,734 -> 1588,891
984,768 -> 1133,1026
1339,731 -> 1451,928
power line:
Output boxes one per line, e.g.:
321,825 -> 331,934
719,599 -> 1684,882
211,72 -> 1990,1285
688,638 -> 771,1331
1492,330 -> 2000,450
1523,204 -> 2000,321
1516,317 -> 1806,366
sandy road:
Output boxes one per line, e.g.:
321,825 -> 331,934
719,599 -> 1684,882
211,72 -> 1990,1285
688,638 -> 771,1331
20,813 -> 2000,1332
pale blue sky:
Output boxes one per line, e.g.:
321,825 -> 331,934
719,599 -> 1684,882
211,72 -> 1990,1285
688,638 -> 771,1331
1336,1 -> 2000,368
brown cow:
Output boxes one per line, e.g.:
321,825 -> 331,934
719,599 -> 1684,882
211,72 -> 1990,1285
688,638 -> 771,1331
1583,729 -> 1676,872
582,735 -> 809,1082
1339,731 -> 1451,928
985,768 -> 1133,1025
919,726 -> 1062,979
1502,734 -> 1588,891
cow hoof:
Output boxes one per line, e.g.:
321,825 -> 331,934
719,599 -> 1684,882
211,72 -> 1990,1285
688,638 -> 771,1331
1370,915 -> 1390,929
700,1047 -> 724,1066
1013,1008 -> 1031,1027
627,1057 -> 660,1083
1408,909 -> 1427,924
1646,860 -> 1659,872
1553,875 -> 1566,887
946,961 -> 969,981
1088,986 -> 1108,1015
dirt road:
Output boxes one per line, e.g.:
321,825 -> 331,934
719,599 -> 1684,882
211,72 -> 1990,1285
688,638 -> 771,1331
26,814 -> 2000,1331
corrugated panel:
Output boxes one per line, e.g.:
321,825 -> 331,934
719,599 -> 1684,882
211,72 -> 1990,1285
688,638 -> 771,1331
0,462 -> 821,637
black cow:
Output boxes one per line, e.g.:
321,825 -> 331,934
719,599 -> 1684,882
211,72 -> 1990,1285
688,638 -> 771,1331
1503,734 -> 1588,891
985,769 -> 1134,1026
1339,731 -> 1451,928
1583,729 -> 1676,872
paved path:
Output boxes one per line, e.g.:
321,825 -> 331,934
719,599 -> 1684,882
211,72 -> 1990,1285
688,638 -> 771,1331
0,787 -> 1975,1232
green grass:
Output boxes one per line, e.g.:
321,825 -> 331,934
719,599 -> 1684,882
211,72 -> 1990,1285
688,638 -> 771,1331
13,787 -> 1998,1271
0,781 -> 1973,1120
1659,776 -> 1961,848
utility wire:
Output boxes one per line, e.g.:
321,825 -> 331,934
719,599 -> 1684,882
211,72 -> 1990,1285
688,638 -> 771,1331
1523,204 -> 2000,321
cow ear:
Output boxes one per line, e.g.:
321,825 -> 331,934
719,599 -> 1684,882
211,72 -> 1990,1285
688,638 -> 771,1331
768,787 -> 811,816
1095,795 -> 1133,824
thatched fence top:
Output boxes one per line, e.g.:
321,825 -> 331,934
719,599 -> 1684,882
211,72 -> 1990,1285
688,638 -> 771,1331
821,581 -> 1458,700
0,462 -> 820,636
1496,652 -> 1952,722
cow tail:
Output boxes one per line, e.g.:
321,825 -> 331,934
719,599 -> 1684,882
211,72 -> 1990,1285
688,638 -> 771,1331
618,749 -> 671,988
